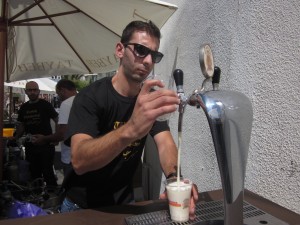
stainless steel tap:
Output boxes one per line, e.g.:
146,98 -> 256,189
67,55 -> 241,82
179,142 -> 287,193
173,47 -> 253,225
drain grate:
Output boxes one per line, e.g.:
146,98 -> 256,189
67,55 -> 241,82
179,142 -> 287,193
125,200 -> 288,225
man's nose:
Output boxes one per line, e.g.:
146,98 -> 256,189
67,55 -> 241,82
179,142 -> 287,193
143,53 -> 153,65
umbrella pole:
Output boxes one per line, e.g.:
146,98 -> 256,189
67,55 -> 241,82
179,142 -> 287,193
9,86 -> 12,123
0,21 -> 7,182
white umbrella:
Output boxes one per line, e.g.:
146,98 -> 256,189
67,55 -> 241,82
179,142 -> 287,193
0,0 -> 178,181
1,0 -> 178,82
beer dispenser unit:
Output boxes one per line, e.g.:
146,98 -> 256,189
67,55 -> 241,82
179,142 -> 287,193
173,44 -> 253,225
125,44 -> 289,225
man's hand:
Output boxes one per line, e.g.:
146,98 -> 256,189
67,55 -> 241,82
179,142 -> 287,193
32,134 -> 47,145
159,183 -> 199,221
126,79 -> 180,139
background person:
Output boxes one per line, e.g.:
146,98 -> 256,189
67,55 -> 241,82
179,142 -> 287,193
33,79 -> 77,177
13,81 -> 58,187
60,20 -> 198,220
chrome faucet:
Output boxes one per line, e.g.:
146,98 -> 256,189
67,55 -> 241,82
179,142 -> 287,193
173,44 -> 253,225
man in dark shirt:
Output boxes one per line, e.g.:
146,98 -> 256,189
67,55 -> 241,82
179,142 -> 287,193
61,21 -> 198,220
14,81 -> 58,186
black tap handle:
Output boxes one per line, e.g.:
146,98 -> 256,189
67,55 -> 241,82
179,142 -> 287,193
212,66 -> 221,84
173,69 -> 184,87
173,69 -> 185,114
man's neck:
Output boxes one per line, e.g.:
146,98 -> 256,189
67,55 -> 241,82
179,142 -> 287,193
112,72 -> 140,97
29,99 -> 39,104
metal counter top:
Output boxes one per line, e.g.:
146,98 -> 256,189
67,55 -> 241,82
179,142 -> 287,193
0,189 -> 299,225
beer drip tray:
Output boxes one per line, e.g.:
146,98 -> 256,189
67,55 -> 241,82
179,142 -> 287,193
125,200 -> 288,225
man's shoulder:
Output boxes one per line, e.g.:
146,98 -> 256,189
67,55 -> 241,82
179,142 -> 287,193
88,76 -> 111,89
39,98 -> 52,105
19,101 -> 29,108
39,99 -> 58,115
79,77 -> 112,96
18,101 -> 33,110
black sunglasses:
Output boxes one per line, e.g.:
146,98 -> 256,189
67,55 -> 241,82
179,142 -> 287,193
124,43 -> 164,63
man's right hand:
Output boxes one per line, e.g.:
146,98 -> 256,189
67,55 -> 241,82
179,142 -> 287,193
126,79 -> 180,139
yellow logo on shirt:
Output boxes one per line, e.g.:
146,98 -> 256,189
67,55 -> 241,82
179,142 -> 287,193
114,121 -> 141,160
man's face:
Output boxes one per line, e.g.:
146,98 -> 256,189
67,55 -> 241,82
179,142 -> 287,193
25,82 -> 40,101
121,31 -> 160,84
56,87 -> 64,101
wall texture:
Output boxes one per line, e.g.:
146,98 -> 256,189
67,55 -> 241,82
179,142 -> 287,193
157,0 -> 300,214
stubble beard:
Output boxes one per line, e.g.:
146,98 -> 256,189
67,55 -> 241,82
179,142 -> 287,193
28,94 -> 39,102
124,69 -> 148,86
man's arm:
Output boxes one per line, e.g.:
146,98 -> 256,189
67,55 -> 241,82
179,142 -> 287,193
153,130 -> 178,177
33,124 -> 66,145
32,116 -> 62,145
71,122 -> 139,175
71,79 -> 180,175
53,116 -> 59,132
13,122 -> 25,140
51,116 -> 59,145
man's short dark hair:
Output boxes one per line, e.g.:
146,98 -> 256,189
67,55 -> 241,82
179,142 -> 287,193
121,20 -> 161,44
56,79 -> 76,91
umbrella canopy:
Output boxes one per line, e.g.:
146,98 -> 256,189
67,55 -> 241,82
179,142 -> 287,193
0,0 -> 177,181
4,78 -> 57,92
1,0 -> 177,82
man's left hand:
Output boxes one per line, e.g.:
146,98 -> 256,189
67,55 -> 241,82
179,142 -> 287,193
32,134 -> 47,145
159,183 -> 199,221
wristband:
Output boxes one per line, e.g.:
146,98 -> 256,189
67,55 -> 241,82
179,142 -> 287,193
166,172 -> 183,179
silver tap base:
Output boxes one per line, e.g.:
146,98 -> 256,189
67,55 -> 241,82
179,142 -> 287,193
188,89 -> 253,225
193,221 -> 247,225
125,200 -> 288,225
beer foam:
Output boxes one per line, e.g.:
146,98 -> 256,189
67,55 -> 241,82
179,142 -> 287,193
167,181 -> 192,191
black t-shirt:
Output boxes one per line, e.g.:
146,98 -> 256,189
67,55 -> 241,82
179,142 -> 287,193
64,76 -> 169,208
18,99 -> 58,135
17,99 -> 58,150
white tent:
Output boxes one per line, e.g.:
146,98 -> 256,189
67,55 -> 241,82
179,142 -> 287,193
4,78 -> 57,92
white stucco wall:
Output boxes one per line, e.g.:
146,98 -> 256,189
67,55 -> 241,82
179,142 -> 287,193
157,0 -> 300,214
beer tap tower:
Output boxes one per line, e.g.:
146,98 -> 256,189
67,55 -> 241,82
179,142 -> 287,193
173,44 -> 253,225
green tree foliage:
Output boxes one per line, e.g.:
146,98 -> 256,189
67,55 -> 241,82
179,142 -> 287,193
61,74 -> 92,91
73,80 -> 90,91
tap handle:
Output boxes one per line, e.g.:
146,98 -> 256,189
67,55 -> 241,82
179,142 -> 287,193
212,66 -> 221,84
212,66 -> 221,90
173,69 -> 184,93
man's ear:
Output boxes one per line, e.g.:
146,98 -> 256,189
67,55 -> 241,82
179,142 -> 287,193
115,42 -> 125,59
